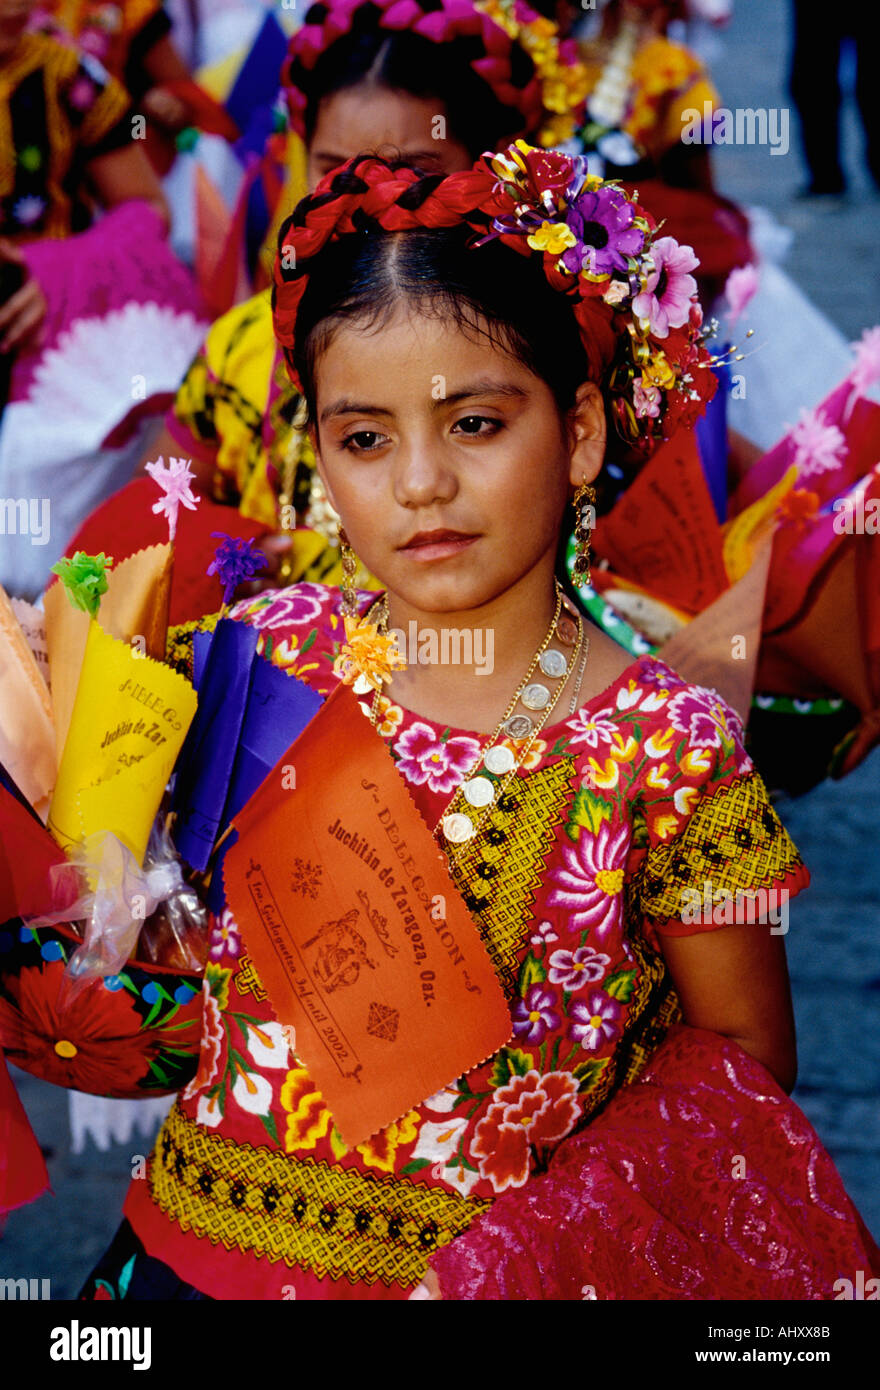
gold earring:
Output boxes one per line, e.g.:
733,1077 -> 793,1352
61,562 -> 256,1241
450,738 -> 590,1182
338,525 -> 360,618
572,481 -> 596,588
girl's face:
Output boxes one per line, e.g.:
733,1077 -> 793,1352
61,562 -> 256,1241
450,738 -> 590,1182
314,305 -> 604,616
307,87 -> 473,190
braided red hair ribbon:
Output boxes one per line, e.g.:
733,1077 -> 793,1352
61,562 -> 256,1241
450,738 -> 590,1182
274,146 -> 717,448
282,0 -> 587,146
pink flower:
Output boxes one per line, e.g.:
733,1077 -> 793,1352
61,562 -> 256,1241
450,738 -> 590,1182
547,819 -> 630,939
393,722 -> 480,794
68,76 -> 96,111
789,408 -> 846,478
569,990 -> 622,1051
564,707 -> 619,750
512,985 -> 561,1045
633,378 -> 662,419
145,456 -> 200,542
848,325 -> 880,397
209,908 -> 241,961
530,919 -> 559,948
548,945 -> 611,990
723,263 -> 760,328
470,1071 -> 580,1193
243,583 -> 326,630
632,237 -> 699,338
667,686 -> 740,749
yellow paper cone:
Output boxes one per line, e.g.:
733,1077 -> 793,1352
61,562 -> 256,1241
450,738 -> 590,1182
48,620 -> 197,865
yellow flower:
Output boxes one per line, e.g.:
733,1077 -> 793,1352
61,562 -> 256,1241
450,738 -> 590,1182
646,763 -> 671,790
373,695 -> 404,739
587,756 -> 620,789
651,812 -> 680,841
674,785 -> 699,815
609,734 -> 639,763
642,352 -> 676,391
332,614 -> 406,692
280,1066 -> 332,1153
356,1111 -> 421,1174
681,748 -> 713,777
645,728 -> 675,760
527,220 -> 577,255
499,735 -> 547,771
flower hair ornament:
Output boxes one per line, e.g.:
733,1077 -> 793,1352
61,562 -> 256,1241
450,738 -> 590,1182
273,141 -> 717,450
282,0 -> 589,147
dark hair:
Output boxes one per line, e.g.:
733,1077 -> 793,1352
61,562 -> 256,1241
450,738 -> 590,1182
300,10 -> 534,157
293,219 -> 594,426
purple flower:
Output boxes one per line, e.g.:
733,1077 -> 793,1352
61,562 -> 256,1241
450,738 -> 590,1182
568,990 -> 621,1051
667,687 -> 739,750
547,819 -> 631,940
561,186 -> 645,278
393,722 -> 480,794
208,533 -> 267,605
548,945 -> 611,991
632,236 -> 699,338
512,985 -> 561,1046
209,909 -> 241,961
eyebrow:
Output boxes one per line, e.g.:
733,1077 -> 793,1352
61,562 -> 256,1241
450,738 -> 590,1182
319,381 -> 528,424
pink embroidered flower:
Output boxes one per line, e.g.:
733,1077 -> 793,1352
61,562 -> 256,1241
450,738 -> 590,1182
393,722 -> 480,793
209,908 -> 241,961
547,819 -> 630,939
547,945 -> 611,990
632,237 -> 699,338
244,583 -> 327,630
471,1071 -> 580,1193
789,407 -> 846,477
182,992 -> 223,1100
530,919 -> 559,948
667,687 -> 737,749
569,990 -> 622,1050
512,985 -> 561,1045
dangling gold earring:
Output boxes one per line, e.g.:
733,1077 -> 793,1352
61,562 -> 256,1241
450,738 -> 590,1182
572,481 -> 596,589
338,525 -> 360,619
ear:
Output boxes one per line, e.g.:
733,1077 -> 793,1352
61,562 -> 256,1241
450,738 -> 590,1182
567,381 -> 606,490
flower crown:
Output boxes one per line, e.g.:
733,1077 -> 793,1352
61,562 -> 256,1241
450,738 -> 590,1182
273,142 -> 716,449
282,0 -> 588,147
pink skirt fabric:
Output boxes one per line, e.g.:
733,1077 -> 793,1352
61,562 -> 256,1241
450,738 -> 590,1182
430,1025 -> 880,1300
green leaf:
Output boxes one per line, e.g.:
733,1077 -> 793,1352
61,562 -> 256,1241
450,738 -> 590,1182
631,801 -> 650,849
118,1256 -> 136,1300
263,634 -> 274,659
259,1109 -> 279,1146
605,969 -> 637,1002
568,786 -> 612,839
204,962 -> 232,1009
490,1046 -> 534,1088
517,953 -> 546,991
551,738 -> 568,756
572,1057 -> 609,1091
299,628 -> 317,655
400,1158 -> 431,1176
447,1152 -> 478,1173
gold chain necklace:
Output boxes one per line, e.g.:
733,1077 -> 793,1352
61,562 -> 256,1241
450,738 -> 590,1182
363,584 -> 586,857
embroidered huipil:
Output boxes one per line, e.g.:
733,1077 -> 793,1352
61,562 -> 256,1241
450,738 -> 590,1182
124,585 -> 812,1299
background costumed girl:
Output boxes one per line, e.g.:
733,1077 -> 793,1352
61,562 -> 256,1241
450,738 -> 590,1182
69,147 -> 879,1300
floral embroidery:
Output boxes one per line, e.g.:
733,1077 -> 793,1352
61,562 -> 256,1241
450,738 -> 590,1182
547,945 -> 611,990
548,819 -> 631,938
209,909 -> 242,962
512,984 -> 561,1045
471,1071 -> 580,1193
393,722 -> 482,794
569,991 -> 622,1051
281,1066 -> 332,1153
356,1111 -> 421,1174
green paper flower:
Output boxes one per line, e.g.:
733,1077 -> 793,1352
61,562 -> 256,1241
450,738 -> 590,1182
18,145 -> 43,172
50,551 -> 114,617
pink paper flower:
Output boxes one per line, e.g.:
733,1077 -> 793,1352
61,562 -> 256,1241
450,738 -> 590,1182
633,378 -> 662,419
145,455 -> 200,542
848,325 -> 880,398
723,263 -> 759,328
789,408 -> 846,478
632,237 -> 699,338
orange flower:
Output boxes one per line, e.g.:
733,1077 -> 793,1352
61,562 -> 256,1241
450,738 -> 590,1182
356,1110 -> 421,1174
776,487 -> 820,530
280,1065 -> 332,1153
332,614 -> 406,693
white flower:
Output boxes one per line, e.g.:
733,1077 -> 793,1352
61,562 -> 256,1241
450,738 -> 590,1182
197,1092 -> 223,1128
232,1069 -> 274,1115
423,1085 -> 461,1114
245,1022 -> 290,1069
412,1118 -> 482,1198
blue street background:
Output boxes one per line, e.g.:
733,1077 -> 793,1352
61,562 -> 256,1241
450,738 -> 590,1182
1,0 -> 878,1297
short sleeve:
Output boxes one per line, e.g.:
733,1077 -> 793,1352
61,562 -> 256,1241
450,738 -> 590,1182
635,681 -> 809,941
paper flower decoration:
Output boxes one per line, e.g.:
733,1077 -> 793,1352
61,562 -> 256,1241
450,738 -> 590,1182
207,534 -> 267,607
848,325 -> 880,398
723,263 -> 760,329
145,456 -> 200,543
50,551 -> 114,617
790,408 -> 847,478
332,614 -> 406,695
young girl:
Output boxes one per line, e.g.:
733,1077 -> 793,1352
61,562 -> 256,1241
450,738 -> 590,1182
81,145 -> 879,1300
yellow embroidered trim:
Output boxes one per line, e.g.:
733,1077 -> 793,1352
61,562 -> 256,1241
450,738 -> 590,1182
450,757 -> 574,995
236,954 -> 268,1002
151,1103 -> 489,1287
639,771 -> 804,921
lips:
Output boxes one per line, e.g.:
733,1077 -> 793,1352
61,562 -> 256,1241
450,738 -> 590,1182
401,529 -> 477,550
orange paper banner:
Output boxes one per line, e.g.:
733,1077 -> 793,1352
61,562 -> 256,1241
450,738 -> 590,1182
225,686 -> 512,1148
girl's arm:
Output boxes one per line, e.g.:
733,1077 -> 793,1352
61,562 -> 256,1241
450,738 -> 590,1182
84,143 -> 171,232
659,920 -> 797,1093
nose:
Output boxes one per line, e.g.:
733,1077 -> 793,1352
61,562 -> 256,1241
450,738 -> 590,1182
392,435 -> 458,510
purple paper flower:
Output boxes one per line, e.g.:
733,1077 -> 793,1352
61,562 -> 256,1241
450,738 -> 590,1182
208,533 -> 267,605
632,236 -> 699,337
560,186 -> 645,278
547,945 -> 611,991
392,722 -> 480,794
568,990 -> 621,1051
512,985 -> 562,1046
